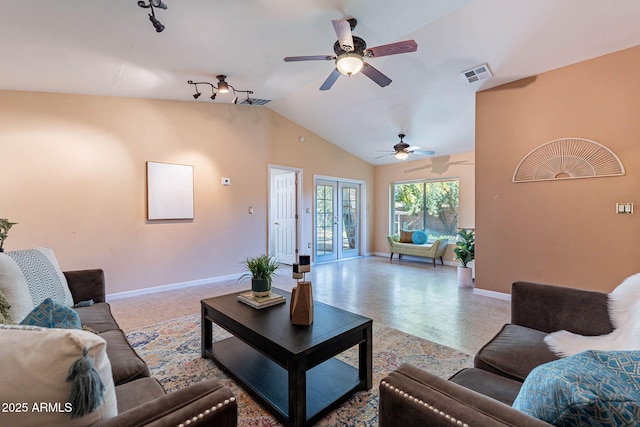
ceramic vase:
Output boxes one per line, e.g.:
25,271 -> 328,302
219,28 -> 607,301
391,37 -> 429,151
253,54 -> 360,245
290,281 -> 314,325
457,266 -> 473,288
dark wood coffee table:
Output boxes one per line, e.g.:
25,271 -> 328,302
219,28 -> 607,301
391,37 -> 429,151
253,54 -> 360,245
201,288 -> 372,427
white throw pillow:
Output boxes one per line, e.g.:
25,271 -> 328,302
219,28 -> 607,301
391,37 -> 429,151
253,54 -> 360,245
0,324 -> 117,427
5,247 -> 74,313
0,253 -> 33,321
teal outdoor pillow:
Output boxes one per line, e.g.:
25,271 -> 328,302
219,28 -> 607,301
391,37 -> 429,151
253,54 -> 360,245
19,297 -> 81,329
513,350 -> 640,426
412,230 -> 428,244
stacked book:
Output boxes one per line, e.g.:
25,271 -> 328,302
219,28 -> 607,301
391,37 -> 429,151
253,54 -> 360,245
237,291 -> 285,309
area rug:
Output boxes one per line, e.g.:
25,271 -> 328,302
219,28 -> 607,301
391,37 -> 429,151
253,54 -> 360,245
127,313 -> 472,426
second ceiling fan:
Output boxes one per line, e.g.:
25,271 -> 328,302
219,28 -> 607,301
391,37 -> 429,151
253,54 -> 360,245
283,18 -> 418,91
376,133 -> 436,160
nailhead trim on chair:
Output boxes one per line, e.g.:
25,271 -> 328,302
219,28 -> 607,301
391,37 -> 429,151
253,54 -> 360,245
177,397 -> 236,427
381,381 -> 470,427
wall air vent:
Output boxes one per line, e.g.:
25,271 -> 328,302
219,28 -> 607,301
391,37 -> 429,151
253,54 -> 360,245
461,63 -> 492,84
238,98 -> 272,106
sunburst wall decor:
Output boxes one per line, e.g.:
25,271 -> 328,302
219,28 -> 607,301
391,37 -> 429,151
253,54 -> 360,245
513,137 -> 625,183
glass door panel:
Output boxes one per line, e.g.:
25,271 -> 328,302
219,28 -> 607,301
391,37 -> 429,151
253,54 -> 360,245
315,182 -> 336,261
339,184 -> 359,258
315,180 -> 360,263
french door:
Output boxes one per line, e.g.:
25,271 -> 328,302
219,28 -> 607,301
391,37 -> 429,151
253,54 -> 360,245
315,179 -> 360,263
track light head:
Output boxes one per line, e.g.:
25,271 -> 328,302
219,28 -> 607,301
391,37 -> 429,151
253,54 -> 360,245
149,14 -> 164,32
216,75 -> 229,93
193,92 -> 201,100
138,0 -> 167,32
232,96 -> 238,104
151,0 -> 168,10
210,93 -> 216,100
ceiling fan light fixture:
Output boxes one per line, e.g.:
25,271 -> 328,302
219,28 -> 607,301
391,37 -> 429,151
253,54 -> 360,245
336,53 -> 364,76
395,151 -> 409,161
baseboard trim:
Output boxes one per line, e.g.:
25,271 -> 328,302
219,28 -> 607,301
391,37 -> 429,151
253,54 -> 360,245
106,273 -> 242,301
473,288 -> 511,301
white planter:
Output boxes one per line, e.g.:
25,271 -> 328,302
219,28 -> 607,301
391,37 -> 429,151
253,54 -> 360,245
457,266 -> 473,288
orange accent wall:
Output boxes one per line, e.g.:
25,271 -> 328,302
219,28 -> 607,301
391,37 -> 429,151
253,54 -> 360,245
476,45 -> 640,294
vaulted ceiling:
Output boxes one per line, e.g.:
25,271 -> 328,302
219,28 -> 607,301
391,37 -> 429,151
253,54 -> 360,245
2,0 -> 639,165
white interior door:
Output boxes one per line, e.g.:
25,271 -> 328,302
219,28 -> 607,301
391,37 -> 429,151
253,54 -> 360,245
273,171 -> 297,264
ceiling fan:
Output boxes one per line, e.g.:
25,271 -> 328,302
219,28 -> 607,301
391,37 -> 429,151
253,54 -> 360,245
376,133 -> 436,160
283,18 -> 418,91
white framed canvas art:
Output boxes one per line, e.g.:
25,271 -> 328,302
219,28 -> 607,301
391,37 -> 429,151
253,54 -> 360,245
146,161 -> 194,220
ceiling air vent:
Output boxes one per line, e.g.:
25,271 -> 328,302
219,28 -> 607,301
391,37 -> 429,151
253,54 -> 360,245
461,63 -> 492,84
238,98 -> 272,106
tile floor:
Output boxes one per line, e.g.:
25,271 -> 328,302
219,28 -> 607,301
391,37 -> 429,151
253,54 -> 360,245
109,256 -> 510,354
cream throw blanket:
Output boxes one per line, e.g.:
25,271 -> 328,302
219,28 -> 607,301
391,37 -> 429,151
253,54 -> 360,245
544,273 -> 640,357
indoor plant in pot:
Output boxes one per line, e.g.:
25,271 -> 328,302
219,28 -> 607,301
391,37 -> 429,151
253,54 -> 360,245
453,228 -> 475,288
240,254 -> 279,297
0,218 -> 17,253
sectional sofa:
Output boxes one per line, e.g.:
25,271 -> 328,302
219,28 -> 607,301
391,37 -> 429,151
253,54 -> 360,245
0,247 -> 237,427
379,280 -> 630,426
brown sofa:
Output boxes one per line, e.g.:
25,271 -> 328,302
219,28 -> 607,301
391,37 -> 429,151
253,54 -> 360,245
379,281 -> 614,426
64,269 -> 238,427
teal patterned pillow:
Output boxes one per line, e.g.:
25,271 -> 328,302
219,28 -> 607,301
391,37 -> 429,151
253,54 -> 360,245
412,230 -> 428,244
19,298 -> 81,329
513,350 -> 640,426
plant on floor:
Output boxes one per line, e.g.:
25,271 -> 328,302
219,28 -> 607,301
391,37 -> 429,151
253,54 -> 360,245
239,254 -> 279,297
453,228 -> 475,268
0,218 -> 17,253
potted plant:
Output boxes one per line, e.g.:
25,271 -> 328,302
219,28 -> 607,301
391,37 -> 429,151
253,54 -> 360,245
240,254 -> 280,297
0,218 -> 17,253
453,228 -> 475,288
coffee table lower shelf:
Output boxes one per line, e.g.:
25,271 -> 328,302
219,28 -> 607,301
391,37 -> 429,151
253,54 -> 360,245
206,336 -> 363,425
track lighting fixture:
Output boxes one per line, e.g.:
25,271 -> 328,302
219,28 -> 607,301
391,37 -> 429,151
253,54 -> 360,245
137,0 -> 167,33
187,75 -> 255,105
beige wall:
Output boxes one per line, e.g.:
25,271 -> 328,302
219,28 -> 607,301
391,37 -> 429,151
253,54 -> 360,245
0,90 -> 373,294
476,45 -> 640,294
373,151 -> 476,261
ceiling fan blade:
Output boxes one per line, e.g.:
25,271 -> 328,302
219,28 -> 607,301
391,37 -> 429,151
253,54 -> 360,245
374,152 -> 394,159
361,63 -> 392,87
332,19 -> 354,52
284,55 -> 335,62
365,40 -> 418,58
319,68 -> 341,91
406,145 -> 421,151
413,150 -> 436,155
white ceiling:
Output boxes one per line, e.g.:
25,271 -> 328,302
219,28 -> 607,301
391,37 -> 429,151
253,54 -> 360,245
1,0 -> 639,165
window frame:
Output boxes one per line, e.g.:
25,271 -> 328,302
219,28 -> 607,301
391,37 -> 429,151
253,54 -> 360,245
390,178 -> 460,240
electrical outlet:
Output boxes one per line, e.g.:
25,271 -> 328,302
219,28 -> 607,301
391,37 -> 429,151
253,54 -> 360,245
221,177 -> 231,186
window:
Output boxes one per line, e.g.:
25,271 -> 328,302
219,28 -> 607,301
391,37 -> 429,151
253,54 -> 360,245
392,179 -> 459,240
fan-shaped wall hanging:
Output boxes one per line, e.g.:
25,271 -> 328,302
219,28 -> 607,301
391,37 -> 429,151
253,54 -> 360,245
513,137 -> 625,183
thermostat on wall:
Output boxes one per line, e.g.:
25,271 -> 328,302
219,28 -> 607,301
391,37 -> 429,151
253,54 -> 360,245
222,177 -> 231,186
